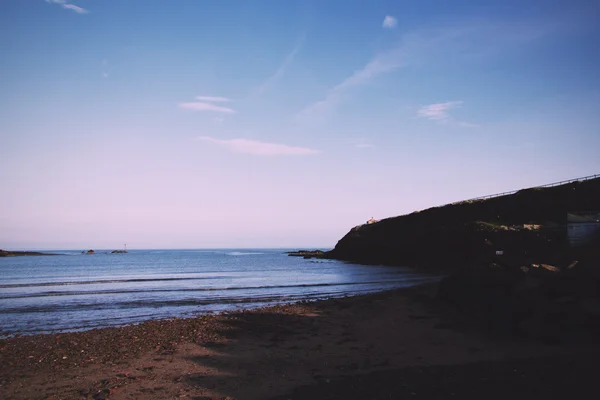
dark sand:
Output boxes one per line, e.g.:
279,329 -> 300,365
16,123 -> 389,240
1,283 -> 597,399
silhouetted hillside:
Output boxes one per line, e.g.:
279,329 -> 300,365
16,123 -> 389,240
328,177 -> 600,268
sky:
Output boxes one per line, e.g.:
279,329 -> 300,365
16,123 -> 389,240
1,0 -> 600,250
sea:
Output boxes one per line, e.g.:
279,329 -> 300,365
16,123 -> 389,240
0,249 -> 439,337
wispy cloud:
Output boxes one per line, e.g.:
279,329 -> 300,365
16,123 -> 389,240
62,4 -> 88,14
46,0 -> 89,14
255,35 -> 305,96
417,101 -> 478,127
298,35 -> 444,120
197,136 -> 319,156
297,48 -> 404,120
383,16 -> 397,29
297,19 -> 553,123
417,101 -> 463,121
179,102 -> 236,114
196,96 -> 231,102
337,55 -> 403,91
351,138 -> 376,149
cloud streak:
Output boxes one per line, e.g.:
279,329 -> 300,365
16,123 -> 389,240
46,0 -> 89,14
417,101 -> 463,121
351,138 -> 376,149
196,96 -> 231,102
179,95 -> 235,114
383,16 -> 397,29
255,35 -> 305,96
179,102 -> 236,113
62,4 -> 88,14
197,136 -> 319,156
297,48 -> 404,120
417,101 -> 478,127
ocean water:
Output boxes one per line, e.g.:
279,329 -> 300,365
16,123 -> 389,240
0,249 -> 438,336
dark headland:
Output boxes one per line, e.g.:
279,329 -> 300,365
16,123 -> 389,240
325,176 -> 600,342
0,249 -> 57,257
327,176 -> 600,268
1,177 -> 600,399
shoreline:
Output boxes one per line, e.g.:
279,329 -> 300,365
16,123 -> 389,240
0,283 -> 435,338
2,282 -> 598,399
0,279 -> 442,338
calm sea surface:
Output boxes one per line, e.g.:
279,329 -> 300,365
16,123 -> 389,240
0,249 -> 438,336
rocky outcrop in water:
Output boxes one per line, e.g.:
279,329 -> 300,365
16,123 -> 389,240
287,250 -> 326,259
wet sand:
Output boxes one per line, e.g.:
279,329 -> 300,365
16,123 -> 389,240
1,283 -> 597,399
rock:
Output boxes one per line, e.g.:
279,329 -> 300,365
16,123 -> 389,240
530,264 -> 560,274
287,250 -> 326,259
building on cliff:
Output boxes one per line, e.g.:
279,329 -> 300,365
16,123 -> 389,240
366,217 -> 378,224
567,212 -> 600,247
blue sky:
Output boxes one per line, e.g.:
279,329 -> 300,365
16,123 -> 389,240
1,0 -> 599,249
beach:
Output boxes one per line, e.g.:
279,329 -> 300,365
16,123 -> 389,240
1,282 -> 597,399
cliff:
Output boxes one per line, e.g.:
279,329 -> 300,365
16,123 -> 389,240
328,177 -> 600,342
328,177 -> 600,269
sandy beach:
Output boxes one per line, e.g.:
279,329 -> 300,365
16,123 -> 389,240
1,282 -> 597,399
